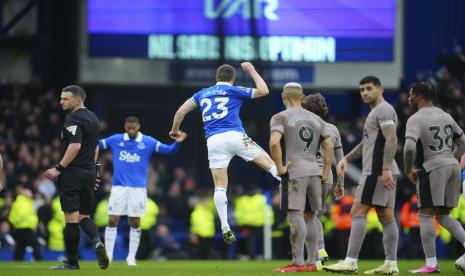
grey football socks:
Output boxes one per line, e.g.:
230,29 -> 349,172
438,215 -> 465,244
288,212 -> 306,265
381,219 -> 399,261
346,216 -> 367,259
315,217 -> 325,250
305,216 -> 319,264
419,214 -> 436,258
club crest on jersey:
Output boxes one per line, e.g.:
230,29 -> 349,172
119,142 -> 124,147
66,125 -> 77,135
137,142 -> 146,150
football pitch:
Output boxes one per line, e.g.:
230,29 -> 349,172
0,260 -> 462,275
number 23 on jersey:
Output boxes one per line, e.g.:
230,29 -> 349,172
200,97 -> 230,122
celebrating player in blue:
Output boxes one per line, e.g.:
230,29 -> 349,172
169,62 -> 280,244
99,116 -> 187,265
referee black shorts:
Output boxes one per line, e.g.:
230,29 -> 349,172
57,166 -> 96,215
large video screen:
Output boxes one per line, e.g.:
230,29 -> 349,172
88,0 -> 395,62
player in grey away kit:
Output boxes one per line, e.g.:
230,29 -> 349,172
270,82 -> 333,272
324,76 -> 400,275
302,93 -> 344,269
403,82 -> 465,274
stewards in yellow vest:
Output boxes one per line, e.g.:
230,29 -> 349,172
360,208 -> 384,259
451,196 -> 465,225
94,198 -> 109,230
8,187 -> 42,260
366,208 -> 383,232
235,193 -> 273,227
141,198 -> 159,230
189,196 -> 216,259
190,198 -> 215,238
137,198 -> 159,260
48,197 -> 66,251
234,189 -> 273,259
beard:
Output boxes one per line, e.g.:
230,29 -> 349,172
408,102 -> 418,112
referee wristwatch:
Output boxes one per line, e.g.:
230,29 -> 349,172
55,163 -> 66,172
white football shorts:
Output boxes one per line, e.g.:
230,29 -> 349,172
206,131 -> 264,169
108,186 -> 147,217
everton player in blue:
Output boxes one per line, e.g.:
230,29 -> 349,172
99,116 -> 186,265
170,62 -> 280,244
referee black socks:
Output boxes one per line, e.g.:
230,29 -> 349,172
64,223 -> 80,264
79,217 -> 101,247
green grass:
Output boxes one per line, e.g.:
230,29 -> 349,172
0,260 -> 462,275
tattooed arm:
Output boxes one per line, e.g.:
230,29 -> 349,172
380,123 -> 397,190
334,146 -> 345,186
345,142 -> 363,162
403,138 -> 416,175
336,141 -> 362,178
380,123 -> 398,169
403,138 -> 417,184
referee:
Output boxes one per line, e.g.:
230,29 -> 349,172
44,85 -> 109,270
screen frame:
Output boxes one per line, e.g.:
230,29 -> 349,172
78,0 -> 403,89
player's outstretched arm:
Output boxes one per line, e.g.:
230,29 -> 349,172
156,131 -> 188,155
170,99 -> 197,139
344,142 -> 363,163
337,141 -> 362,177
241,62 -> 269,99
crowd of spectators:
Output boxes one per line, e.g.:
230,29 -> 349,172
1,46 -> 465,261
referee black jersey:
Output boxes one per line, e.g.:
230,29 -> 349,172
60,107 -> 100,168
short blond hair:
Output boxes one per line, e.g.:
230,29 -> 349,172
282,82 -> 303,100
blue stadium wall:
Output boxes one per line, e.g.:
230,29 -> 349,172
404,0 -> 465,84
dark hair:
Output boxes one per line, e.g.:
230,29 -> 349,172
216,64 -> 235,82
125,116 -> 140,124
359,76 -> 382,87
62,85 -> 86,101
302,93 -> 329,117
410,82 -> 437,101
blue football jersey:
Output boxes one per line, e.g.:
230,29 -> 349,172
190,82 -> 254,138
99,132 -> 180,187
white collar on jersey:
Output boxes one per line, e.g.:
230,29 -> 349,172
123,132 -> 143,142
216,82 -> 232,86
